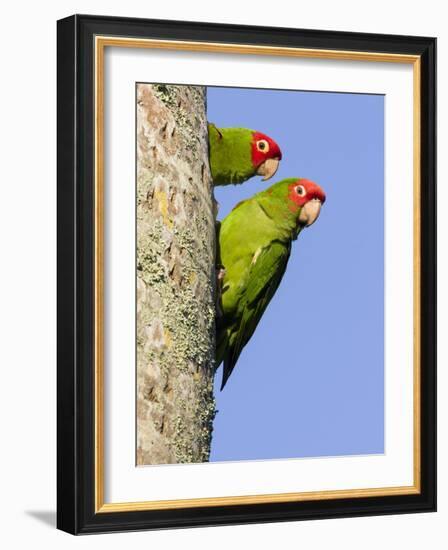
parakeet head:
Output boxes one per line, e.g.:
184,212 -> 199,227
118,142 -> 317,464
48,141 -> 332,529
259,177 -> 326,231
208,124 -> 282,185
250,131 -> 283,181
287,178 -> 326,227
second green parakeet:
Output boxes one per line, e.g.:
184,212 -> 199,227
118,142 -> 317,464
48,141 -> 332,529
216,177 -> 326,389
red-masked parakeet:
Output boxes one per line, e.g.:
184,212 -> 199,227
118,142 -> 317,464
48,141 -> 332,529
208,124 -> 282,186
216,177 -> 326,389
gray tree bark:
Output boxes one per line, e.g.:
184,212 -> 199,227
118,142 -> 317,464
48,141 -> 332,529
136,84 -> 216,465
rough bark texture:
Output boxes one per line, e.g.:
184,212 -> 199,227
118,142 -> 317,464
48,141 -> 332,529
136,84 -> 216,465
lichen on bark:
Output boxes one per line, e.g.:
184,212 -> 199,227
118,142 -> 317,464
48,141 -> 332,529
136,84 -> 216,465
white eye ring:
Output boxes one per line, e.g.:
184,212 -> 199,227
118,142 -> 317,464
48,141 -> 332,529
295,185 -> 307,197
256,139 -> 270,153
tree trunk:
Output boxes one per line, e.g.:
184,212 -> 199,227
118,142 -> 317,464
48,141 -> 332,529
136,84 -> 216,465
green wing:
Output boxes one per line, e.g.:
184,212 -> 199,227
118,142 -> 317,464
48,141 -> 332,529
219,240 -> 291,389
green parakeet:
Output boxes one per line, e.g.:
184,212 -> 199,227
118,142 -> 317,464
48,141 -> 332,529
216,177 -> 326,389
208,124 -> 282,186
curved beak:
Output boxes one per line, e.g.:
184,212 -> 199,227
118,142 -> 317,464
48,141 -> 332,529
299,198 -> 322,227
256,157 -> 281,181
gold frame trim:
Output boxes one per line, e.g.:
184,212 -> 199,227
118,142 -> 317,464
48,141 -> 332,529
94,36 -> 422,513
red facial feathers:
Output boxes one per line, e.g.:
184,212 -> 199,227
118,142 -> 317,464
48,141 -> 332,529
250,131 -> 282,168
287,179 -> 326,211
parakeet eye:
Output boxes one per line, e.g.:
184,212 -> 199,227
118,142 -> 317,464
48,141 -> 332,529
256,139 -> 270,153
295,185 -> 307,197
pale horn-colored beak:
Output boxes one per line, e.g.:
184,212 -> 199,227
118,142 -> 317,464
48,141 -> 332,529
256,157 -> 280,181
299,198 -> 322,227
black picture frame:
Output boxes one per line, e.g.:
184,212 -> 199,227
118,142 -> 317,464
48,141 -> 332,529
57,14 -> 436,534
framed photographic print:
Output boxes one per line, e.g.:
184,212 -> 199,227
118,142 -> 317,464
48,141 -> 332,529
57,14 -> 436,534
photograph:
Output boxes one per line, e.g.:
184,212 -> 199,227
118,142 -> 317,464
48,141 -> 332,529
56,15 -> 436,534
136,82 -> 384,466
1,1 -> 443,547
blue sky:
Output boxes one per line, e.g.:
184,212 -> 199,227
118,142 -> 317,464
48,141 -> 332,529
207,86 -> 384,462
